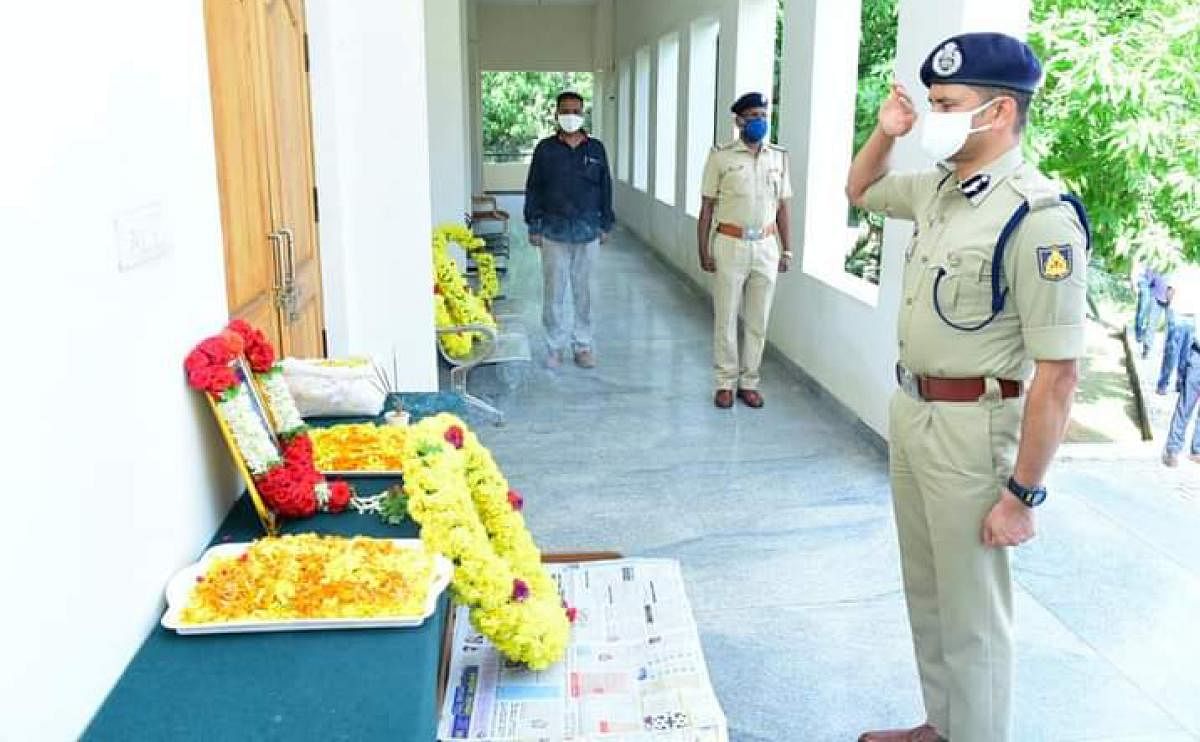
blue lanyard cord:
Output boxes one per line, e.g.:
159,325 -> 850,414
932,266 -> 1008,332
934,193 -> 1091,333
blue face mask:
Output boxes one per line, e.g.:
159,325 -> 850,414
742,117 -> 769,143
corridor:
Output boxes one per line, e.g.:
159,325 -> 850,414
466,215 -> 1200,742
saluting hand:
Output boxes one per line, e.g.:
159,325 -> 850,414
879,82 -> 917,139
982,489 -> 1036,548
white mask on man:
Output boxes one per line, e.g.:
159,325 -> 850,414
557,114 -> 585,134
918,98 -> 998,162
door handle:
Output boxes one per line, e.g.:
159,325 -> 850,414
267,230 -> 286,299
278,226 -> 300,322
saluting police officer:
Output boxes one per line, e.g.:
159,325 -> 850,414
846,34 -> 1088,742
698,92 -> 793,409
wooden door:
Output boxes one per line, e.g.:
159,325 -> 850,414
205,0 -> 283,349
204,0 -> 325,357
256,0 -> 324,358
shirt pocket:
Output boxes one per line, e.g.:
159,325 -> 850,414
581,154 -> 605,183
722,166 -> 752,196
767,167 -> 784,200
936,248 -> 996,326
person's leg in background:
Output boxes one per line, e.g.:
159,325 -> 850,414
1156,314 -> 1190,394
1134,279 -> 1152,347
569,239 -> 600,367
736,236 -> 780,400
1164,347 -> 1200,467
540,237 -> 572,366
1141,299 -> 1162,359
711,235 -> 751,405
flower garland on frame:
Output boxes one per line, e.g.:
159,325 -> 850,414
432,223 -> 496,359
184,321 -> 353,520
402,413 -> 573,669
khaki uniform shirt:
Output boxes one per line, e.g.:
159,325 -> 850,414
701,139 -> 793,228
862,147 -> 1087,381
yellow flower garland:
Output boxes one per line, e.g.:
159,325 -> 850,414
432,224 -> 495,359
309,423 -> 408,472
402,414 -> 569,669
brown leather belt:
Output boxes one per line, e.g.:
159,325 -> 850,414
896,363 -> 1023,402
716,222 -> 776,241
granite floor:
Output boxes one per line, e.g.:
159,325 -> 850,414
460,203 -> 1200,742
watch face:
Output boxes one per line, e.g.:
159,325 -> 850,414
1027,488 -> 1047,506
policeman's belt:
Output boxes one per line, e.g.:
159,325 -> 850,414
896,363 -> 1023,402
716,222 -> 776,241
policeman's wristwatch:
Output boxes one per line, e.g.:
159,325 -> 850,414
1006,476 -> 1047,507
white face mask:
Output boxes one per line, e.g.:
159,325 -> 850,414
557,113 -> 585,133
918,98 -> 998,162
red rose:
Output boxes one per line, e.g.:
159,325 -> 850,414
207,366 -> 237,395
184,349 -> 210,374
246,343 -> 276,373
226,319 -> 254,340
326,481 -> 353,513
219,329 -> 245,356
187,366 -> 214,391
444,426 -> 464,450
566,606 -> 578,624
199,336 -> 234,365
507,489 -> 524,511
283,435 -> 314,466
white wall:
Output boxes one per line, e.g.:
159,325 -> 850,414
614,0 -> 1031,436
425,0 -> 473,224
613,0 -> 774,290
0,2 -> 238,738
477,4 -> 595,72
307,0 -> 438,390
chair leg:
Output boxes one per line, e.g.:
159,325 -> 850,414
449,365 -> 504,425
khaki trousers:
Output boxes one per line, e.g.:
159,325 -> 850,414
888,385 -> 1022,742
712,233 -> 778,390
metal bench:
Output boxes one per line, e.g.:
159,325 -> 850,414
436,319 -> 530,426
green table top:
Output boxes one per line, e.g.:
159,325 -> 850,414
84,479 -> 448,742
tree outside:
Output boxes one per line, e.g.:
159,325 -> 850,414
837,0 -> 1200,293
481,71 -> 594,163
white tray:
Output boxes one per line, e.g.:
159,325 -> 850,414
161,539 -> 451,635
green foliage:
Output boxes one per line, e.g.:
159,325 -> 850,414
845,0 -> 898,284
1029,0 -> 1200,272
378,485 -> 409,527
481,72 -> 594,159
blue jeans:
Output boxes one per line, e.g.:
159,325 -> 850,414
1166,347 -> 1200,455
1134,279 -> 1153,343
1158,315 -> 1191,393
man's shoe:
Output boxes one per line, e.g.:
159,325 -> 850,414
574,348 -> 596,368
737,388 -> 764,408
545,350 -> 562,369
1163,450 -> 1180,467
714,389 -> 734,408
858,723 -> 944,742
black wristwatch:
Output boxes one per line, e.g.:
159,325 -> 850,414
1007,476 -> 1047,507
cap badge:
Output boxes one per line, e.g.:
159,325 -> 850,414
933,41 -> 963,77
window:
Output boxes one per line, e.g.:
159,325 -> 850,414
617,59 -> 631,182
686,19 -> 719,216
654,33 -> 680,205
844,0 -> 898,285
480,71 -> 595,164
633,46 -> 651,192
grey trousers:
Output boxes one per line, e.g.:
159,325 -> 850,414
541,237 -> 599,352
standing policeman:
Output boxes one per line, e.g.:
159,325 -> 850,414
846,33 -> 1088,742
698,92 -> 793,409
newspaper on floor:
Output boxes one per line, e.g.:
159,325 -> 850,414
437,558 -> 728,742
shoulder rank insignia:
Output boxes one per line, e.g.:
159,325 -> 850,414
1036,244 -> 1073,281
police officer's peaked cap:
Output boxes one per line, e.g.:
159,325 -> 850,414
730,92 -> 768,114
920,32 -> 1043,94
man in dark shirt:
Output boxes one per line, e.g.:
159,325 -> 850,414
524,91 -> 615,368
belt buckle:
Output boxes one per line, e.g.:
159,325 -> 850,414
744,227 -> 763,241
896,364 -> 922,400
